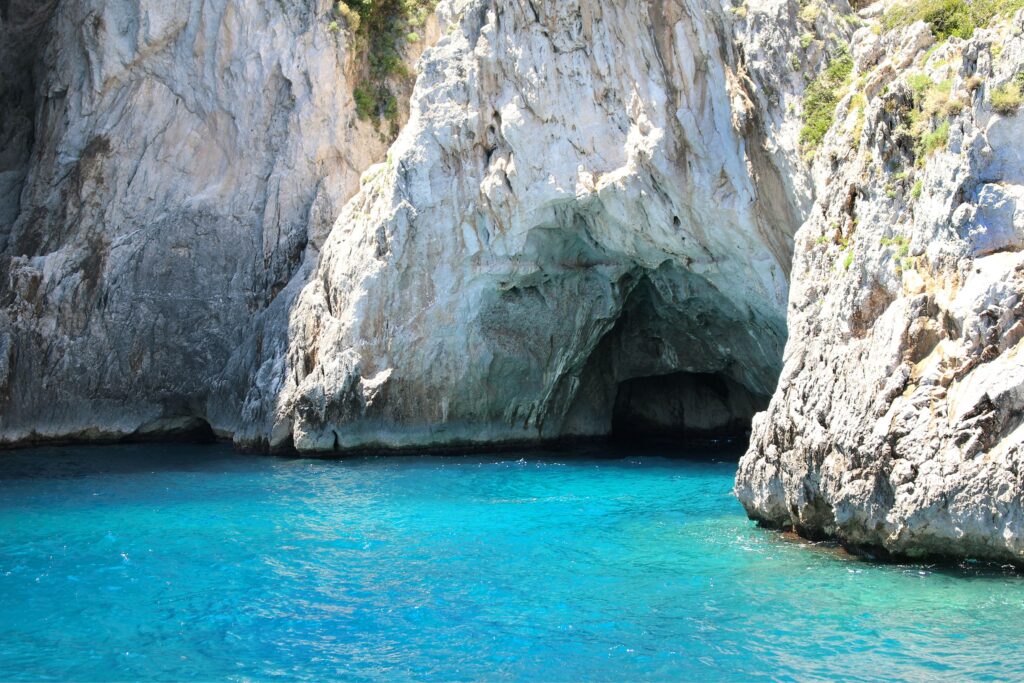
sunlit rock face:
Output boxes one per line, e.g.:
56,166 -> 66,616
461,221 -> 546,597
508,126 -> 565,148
2,0 -> 839,451
0,0 -> 419,444
736,12 -> 1024,564
267,0 -> 818,451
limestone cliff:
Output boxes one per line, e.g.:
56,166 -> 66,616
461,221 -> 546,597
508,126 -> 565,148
3,0 -> 853,449
0,0 -> 433,443
736,7 -> 1024,564
262,0 -> 843,451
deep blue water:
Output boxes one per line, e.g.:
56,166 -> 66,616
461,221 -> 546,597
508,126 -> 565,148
0,444 -> 1022,681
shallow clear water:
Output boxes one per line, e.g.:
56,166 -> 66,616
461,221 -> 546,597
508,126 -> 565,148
0,444 -> 1022,681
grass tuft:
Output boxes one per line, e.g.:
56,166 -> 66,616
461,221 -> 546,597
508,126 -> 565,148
800,50 -> 855,154
919,119 -> 950,156
991,78 -> 1024,115
882,0 -> 1024,42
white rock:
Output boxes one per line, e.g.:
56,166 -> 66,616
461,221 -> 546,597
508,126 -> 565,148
737,14 -> 1024,564
0,0 -> 429,444
263,0 -> 833,452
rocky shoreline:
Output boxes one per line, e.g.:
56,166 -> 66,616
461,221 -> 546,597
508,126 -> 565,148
2,0 -> 1023,563
736,5 -> 1024,565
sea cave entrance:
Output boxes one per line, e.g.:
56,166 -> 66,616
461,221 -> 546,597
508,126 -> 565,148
611,371 -> 766,438
558,264 -> 777,442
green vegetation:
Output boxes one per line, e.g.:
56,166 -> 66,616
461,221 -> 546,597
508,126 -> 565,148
882,0 -> 1024,42
923,79 -> 962,116
352,84 -> 377,120
335,0 -> 436,128
849,92 -> 868,146
918,118 -> 950,156
843,249 -> 855,270
842,13 -> 867,29
911,179 -> 924,198
907,73 -> 933,98
800,49 -> 855,154
881,235 -> 914,272
880,235 -> 911,256
991,74 -> 1024,115
799,1 -> 823,24
898,74 -> 962,164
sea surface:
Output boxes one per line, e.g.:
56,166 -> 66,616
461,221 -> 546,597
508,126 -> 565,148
0,443 -> 1021,681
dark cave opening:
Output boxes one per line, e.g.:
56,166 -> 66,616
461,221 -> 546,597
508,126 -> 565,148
558,263 -> 779,442
611,371 -> 768,439
130,415 -> 218,444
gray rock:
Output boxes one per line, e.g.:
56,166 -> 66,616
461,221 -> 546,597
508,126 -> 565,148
265,0 -> 843,452
0,0 -> 431,444
736,11 -> 1024,564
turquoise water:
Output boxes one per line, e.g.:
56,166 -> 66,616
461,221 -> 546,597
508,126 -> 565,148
0,444 -> 1022,681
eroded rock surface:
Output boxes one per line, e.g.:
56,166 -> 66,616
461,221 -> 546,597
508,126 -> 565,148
736,9 -> 1024,564
0,0 -> 428,443
260,0 -> 840,451
3,0 -> 861,453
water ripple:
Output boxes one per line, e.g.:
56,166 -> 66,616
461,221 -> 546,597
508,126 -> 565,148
0,444 -> 1021,681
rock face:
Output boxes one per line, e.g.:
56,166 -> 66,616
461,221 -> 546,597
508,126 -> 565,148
736,10 -> 1024,564
5,0 -> 841,450
9,0 -> 1024,562
0,0 -> 428,443
262,0 -> 837,452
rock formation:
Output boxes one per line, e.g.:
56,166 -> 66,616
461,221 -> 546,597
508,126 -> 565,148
262,0 -> 835,451
6,0 -> 1024,562
736,8 -> 1024,564
0,0 -> 430,443
3,0 -> 847,451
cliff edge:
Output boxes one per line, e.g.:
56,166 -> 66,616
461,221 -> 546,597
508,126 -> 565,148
737,4 -> 1024,564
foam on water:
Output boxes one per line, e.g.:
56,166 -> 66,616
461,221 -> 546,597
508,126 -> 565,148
0,443 -> 1021,681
